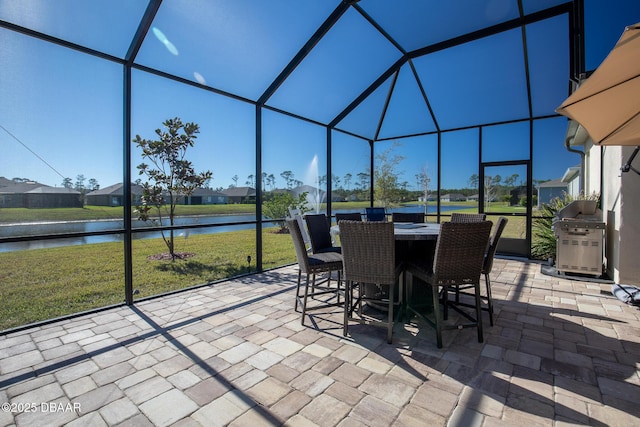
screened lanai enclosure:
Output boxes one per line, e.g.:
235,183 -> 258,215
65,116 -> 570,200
1,0 -> 637,331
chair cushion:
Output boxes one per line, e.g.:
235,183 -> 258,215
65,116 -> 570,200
314,246 -> 342,254
305,214 -> 334,252
308,251 -> 343,267
365,207 -> 386,221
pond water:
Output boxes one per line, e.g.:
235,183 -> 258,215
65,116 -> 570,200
0,214 -> 256,252
0,205 -> 468,252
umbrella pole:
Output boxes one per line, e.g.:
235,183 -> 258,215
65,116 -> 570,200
621,147 -> 640,176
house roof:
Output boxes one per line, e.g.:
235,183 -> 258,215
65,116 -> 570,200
86,183 -> 144,196
538,179 -> 568,188
0,176 -> 50,194
561,165 -> 581,182
221,187 -> 256,197
26,187 -> 80,195
86,183 -> 224,197
191,187 -> 226,197
0,177 -> 80,195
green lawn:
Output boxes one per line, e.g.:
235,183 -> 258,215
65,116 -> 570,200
0,227 -> 294,331
0,200 -> 538,331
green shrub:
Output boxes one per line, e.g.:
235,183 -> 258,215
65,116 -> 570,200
519,195 -> 537,207
263,192 -> 308,232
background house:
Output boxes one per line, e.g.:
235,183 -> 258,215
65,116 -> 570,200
537,179 -> 568,207
85,183 -> 144,207
221,186 -> 256,204
180,188 -> 227,205
291,184 -> 347,204
0,177 -> 81,208
440,193 -> 466,202
0,177 -> 42,207
87,183 -> 227,206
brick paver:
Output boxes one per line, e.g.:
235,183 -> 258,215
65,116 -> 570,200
1,259 -> 639,426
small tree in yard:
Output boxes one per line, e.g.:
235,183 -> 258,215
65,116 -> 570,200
374,143 -> 405,208
416,165 -> 431,215
263,192 -> 308,233
134,117 -> 212,260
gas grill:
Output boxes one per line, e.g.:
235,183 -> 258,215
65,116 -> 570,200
553,200 -> 605,276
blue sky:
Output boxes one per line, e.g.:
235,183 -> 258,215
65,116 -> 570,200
1,1 -> 639,193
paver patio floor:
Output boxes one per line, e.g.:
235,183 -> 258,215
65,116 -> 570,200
1,258 -> 639,426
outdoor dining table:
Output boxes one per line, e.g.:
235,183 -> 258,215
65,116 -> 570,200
390,222 -> 440,240
330,221 -> 440,241
331,221 -> 441,316
330,222 -> 440,263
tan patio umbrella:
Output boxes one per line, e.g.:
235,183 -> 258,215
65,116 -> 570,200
556,22 -> 640,146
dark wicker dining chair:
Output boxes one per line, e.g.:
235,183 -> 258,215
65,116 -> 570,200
305,213 -> 341,253
405,220 -> 492,348
335,212 -> 362,223
365,207 -> 387,222
287,218 -> 343,326
392,212 -> 425,223
450,212 -> 486,223
339,220 -> 402,344
287,207 -> 311,252
482,216 -> 508,325
453,217 -> 509,326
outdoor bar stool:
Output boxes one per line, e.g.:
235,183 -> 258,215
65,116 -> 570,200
405,220 -> 492,348
450,212 -> 486,223
481,217 -> 508,325
340,220 -> 402,344
288,207 -> 312,252
452,217 -> 508,326
287,219 -> 344,326
305,213 -> 341,253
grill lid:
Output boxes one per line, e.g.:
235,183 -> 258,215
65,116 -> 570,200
553,200 -> 604,229
555,200 -> 600,220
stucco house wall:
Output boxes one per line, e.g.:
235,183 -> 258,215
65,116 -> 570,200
584,144 -> 601,196
580,137 -> 640,285
601,146 -> 640,285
